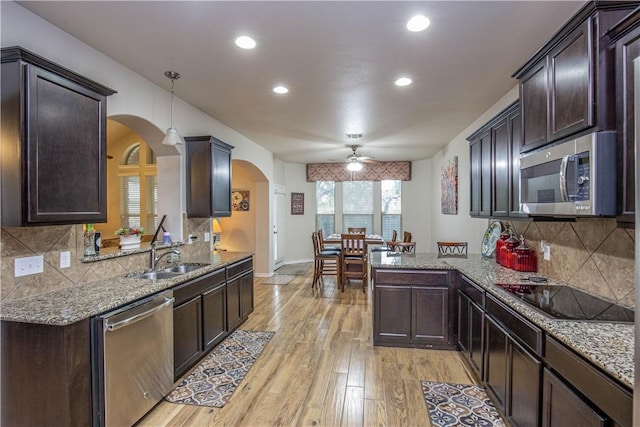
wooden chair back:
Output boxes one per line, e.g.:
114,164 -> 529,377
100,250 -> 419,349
437,241 -> 468,256
403,231 -> 412,243
341,233 -> 366,257
348,227 -> 366,234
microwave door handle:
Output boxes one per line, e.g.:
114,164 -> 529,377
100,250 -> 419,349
559,155 -> 570,202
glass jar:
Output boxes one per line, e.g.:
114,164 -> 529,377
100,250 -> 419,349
512,236 -> 537,272
499,235 -> 519,269
495,229 -> 510,266
83,225 -> 96,256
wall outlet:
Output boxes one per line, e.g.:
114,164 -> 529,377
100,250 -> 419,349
60,251 -> 71,269
15,255 -> 44,277
541,241 -> 551,261
204,232 -> 210,242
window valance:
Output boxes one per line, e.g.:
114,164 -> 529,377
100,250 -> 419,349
306,161 -> 411,182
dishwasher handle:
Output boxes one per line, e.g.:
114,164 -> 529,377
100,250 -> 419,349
105,296 -> 174,331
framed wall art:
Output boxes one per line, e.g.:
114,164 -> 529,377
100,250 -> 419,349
441,156 -> 458,215
291,192 -> 304,215
232,190 -> 250,211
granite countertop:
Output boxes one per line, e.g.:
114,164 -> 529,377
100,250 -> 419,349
370,252 -> 634,390
0,251 -> 253,326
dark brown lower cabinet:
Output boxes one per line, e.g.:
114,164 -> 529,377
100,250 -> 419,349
510,337 -> 542,427
484,316 -> 508,411
373,269 -> 455,349
227,275 -> 243,332
174,296 -> 203,379
457,276 -> 485,379
202,283 -> 227,351
542,369 -> 606,427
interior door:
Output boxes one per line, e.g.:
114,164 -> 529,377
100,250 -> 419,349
273,185 -> 286,269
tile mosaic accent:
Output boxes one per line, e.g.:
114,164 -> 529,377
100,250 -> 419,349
0,217 -> 213,303
504,218 -> 635,309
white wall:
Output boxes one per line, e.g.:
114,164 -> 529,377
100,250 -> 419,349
282,163 -> 316,263
430,86 -> 520,253
402,159 -> 433,252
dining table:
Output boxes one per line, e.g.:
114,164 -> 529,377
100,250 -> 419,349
323,233 -> 385,246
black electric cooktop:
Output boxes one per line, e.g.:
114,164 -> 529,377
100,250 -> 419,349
496,283 -> 634,323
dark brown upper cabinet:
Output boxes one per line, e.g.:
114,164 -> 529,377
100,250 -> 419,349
1,47 -> 115,226
185,136 -> 234,218
468,102 -> 523,219
609,7 -> 640,227
513,2 -> 636,153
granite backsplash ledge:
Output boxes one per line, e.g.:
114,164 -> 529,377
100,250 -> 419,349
0,216 -> 214,303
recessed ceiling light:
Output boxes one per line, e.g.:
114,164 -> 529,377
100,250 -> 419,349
395,77 -> 412,87
235,35 -> 256,49
407,15 -> 430,32
273,85 -> 289,94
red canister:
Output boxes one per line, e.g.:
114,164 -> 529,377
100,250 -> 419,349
495,229 -> 510,266
499,234 -> 519,269
513,236 -> 537,272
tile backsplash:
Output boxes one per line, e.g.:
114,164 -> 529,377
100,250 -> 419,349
0,215 -> 212,303
505,218 -> 635,308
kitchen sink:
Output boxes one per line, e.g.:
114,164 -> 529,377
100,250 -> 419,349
161,264 -> 207,274
129,271 -> 182,280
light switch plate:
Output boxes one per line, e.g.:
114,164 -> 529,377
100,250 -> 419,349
60,251 -> 71,269
541,241 -> 551,261
204,232 -> 210,242
15,255 -> 44,277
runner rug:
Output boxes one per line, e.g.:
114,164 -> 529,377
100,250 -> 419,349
166,330 -> 275,408
421,381 -> 506,427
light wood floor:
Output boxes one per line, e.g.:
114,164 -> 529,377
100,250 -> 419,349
139,266 -> 475,427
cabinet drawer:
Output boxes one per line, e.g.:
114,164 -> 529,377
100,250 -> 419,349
486,294 -> 543,356
227,258 -> 252,280
374,269 -> 449,286
545,336 -> 632,427
173,269 -> 225,306
459,275 -> 484,307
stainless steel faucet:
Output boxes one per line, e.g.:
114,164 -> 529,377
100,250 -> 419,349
150,242 -> 181,270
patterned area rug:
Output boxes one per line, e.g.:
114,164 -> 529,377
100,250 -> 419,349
261,274 -> 295,285
421,381 -> 506,427
166,330 -> 275,407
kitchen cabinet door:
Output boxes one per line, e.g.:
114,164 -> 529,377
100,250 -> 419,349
520,60 -> 548,152
508,109 -> 523,216
469,300 -> 484,378
542,368 -> 606,427
480,132 -> 492,217
469,138 -> 482,217
613,13 -> 640,227
412,286 -> 449,345
202,284 -> 227,352
185,136 -> 234,218
484,316 -> 508,412
173,296 -> 203,379
510,338 -> 541,427
548,19 -> 592,142
226,276 -> 243,332
240,271 -> 254,319
374,286 -> 411,341
492,117 -> 510,217
1,47 -> 115,226
457,291 -> 470,353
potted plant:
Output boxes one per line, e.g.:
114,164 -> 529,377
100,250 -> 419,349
115,226 -> 145,250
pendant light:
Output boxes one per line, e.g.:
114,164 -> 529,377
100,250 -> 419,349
161,71 -> 186,146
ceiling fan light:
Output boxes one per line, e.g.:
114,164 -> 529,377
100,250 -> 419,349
347,161 -> 363,172
162,127 -> 185,146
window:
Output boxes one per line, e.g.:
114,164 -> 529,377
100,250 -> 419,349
381,180 -> 402,241
343,181 -> 373,233
119,142 -> 157,232
316,181 -> 335,235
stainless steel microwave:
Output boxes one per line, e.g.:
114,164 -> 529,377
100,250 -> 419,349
519,132 -> 616,217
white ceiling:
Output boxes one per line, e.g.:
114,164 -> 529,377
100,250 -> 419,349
18,1 -> 586,164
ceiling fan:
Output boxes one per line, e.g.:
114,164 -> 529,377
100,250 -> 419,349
345,145 -> 374,171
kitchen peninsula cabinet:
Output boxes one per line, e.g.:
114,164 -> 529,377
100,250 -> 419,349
610,8 -> 640,227
513,3 -> 635,153
373,269 -> 456,349
185,135 -> 234,218
226,257 -> 254,332
468,101 -> 522,218
1,47 -> 115,226
457,275 -> 485,379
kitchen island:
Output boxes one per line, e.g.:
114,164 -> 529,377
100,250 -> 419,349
1,250 -> 253,426
370,252 -> 634,427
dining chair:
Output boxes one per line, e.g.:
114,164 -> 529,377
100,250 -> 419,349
437,241 -> 468,257
348,227 -> 366,234
311,232 -> 341,289
393,231 -> 416,253
386,230 -> 398,251
340,233 -> 367,293
318,229 -> 341,252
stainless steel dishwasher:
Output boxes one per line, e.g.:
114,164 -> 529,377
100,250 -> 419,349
93,290 -> 174,427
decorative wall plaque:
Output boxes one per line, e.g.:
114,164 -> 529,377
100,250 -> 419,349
291,192 -> 304,215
